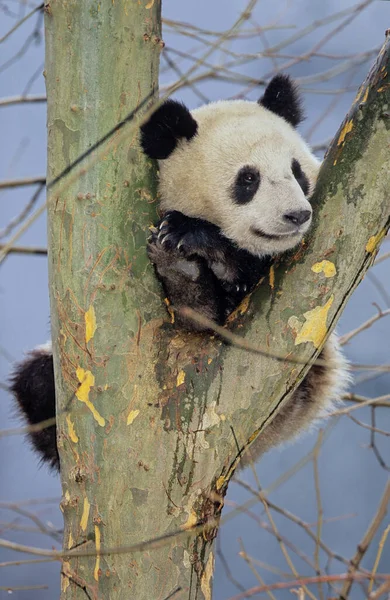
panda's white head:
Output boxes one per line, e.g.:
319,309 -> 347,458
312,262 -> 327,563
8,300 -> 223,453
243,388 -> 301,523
141,75 -> 320,257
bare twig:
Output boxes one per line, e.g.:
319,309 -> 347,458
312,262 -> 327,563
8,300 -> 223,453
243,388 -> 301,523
0,94 -> 46,107
340,308 -> 390,346
0,244 -> 47,255
0,2 -> 43,44
0,176 -> 45,189
339,480 -> 390,600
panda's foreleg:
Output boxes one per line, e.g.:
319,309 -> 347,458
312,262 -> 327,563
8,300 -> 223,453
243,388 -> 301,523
149,211 -> 270,325
239,334 -> 349,467
148,225 -> 228,329
10,344 -> 59,470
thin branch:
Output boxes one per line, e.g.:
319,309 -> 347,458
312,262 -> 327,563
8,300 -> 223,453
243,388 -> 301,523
339,480 -> 390,600
0,2 -> 43,44
0,176 -> 45,189
0,244 -> 47,255
340,308 -> 390,346
0,585 -> 49,592
228,573 -> 389,600
343,393 -> 390,409
0,94 -> 46,107
0,183 -> 44,239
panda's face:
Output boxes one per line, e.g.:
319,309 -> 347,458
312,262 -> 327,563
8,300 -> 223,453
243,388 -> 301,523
140,75 -> 320,258
157,101 -> 319,257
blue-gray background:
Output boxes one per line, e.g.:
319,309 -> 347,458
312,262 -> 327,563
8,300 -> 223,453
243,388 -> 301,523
0,1 -> 389,599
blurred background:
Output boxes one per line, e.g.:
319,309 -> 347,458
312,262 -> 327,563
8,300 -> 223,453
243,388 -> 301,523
0,1 -> 389,598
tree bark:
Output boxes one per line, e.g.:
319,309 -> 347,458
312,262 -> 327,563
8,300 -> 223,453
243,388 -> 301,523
46,3 -> 390,596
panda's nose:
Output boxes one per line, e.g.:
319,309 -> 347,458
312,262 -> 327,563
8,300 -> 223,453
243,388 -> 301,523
283,210 -> 312,226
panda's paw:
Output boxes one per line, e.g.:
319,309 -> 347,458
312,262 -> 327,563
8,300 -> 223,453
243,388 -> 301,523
147,226 -> 201,282
155,211 -> 228,263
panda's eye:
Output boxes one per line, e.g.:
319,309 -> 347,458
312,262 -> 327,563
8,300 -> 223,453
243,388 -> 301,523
232,166 -> 260,204
292,159 -> 309,196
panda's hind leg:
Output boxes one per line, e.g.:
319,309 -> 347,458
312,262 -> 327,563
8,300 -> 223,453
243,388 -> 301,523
10,343 -> 59,470
240,334 -> 349,467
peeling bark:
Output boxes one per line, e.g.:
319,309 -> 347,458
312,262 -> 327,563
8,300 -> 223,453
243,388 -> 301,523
46,4 -> 390,597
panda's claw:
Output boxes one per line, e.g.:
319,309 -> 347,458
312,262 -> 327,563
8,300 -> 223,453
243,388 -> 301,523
160,233 -> 175,248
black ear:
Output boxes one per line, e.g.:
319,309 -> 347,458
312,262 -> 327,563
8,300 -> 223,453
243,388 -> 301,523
259,74 -> 304,127
140,99 -> 198,159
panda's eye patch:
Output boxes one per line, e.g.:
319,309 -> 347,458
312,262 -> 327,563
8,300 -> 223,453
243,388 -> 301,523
232,166 -> 260,205
292,159 -> 309,196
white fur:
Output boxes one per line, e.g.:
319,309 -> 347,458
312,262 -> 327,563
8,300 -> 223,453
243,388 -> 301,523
158,100 -> 320,256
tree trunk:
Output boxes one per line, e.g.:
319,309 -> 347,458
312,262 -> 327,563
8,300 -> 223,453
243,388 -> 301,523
45,2 -> 390,595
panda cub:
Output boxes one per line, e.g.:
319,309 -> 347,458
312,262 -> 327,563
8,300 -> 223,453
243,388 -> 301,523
11,75 -> 348,470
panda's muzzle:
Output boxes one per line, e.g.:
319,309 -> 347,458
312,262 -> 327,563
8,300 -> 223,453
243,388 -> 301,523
250,228 -> 287,241
283,209 -> 311,226
251,208 -> 312,240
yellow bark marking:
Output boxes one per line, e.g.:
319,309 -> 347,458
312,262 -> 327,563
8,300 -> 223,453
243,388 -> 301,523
200,552 -> 214,600
366,229 -> 386,253
239,294 -> 250,315
337,119 -> 353,146
145,0 -> 154,7
61,562 -> 71,592
76,367 -> 105,426
182,509 -> 198,530
269,265 -> 275,289
94,525 -> 101,581
362,87 -> 369,103
68,532 -> 74,549
164,297 -> 175,323
66,414 -> 79,443
177,370 -> 185,386
216,476 -> 225,491
127,409 -> 140,425
295,295 -> 334,349
207,357 -> 213,365
80,497 -> 90,531
311,260 -> 336,278
85,305 -> 97,343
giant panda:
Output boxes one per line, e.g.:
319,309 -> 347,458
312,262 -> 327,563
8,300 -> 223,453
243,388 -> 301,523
11,74 -> 349,470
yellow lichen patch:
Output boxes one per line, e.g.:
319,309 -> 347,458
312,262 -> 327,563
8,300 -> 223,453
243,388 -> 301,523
247,429 -> 259,445
216,475 -> 225,491
207,357 -> 213,365
61,562 -> 71,592
80,497 -> 90,531
311,260 -> 336,278
200,552 -> 214,600
127,409 -> 140,426
66,414 -> 79,443
68,532 -> 74,549
164,297 -> 175,323
145,0 -> 155,7
76,367 -> 105,426
366,229 -> 386,253
337,119 -> 353,146
239,294 -> 250,315
269,265 -> 275,289
362,87 -> 369,103
94,525 -> 101,581
176,370 -> 185,386
182,509 -> 198,530
85,305 -> 97,343
295,295 -> 334,349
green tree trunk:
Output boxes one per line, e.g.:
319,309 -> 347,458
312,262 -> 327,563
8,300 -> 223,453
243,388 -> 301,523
46,2 -> 390,595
